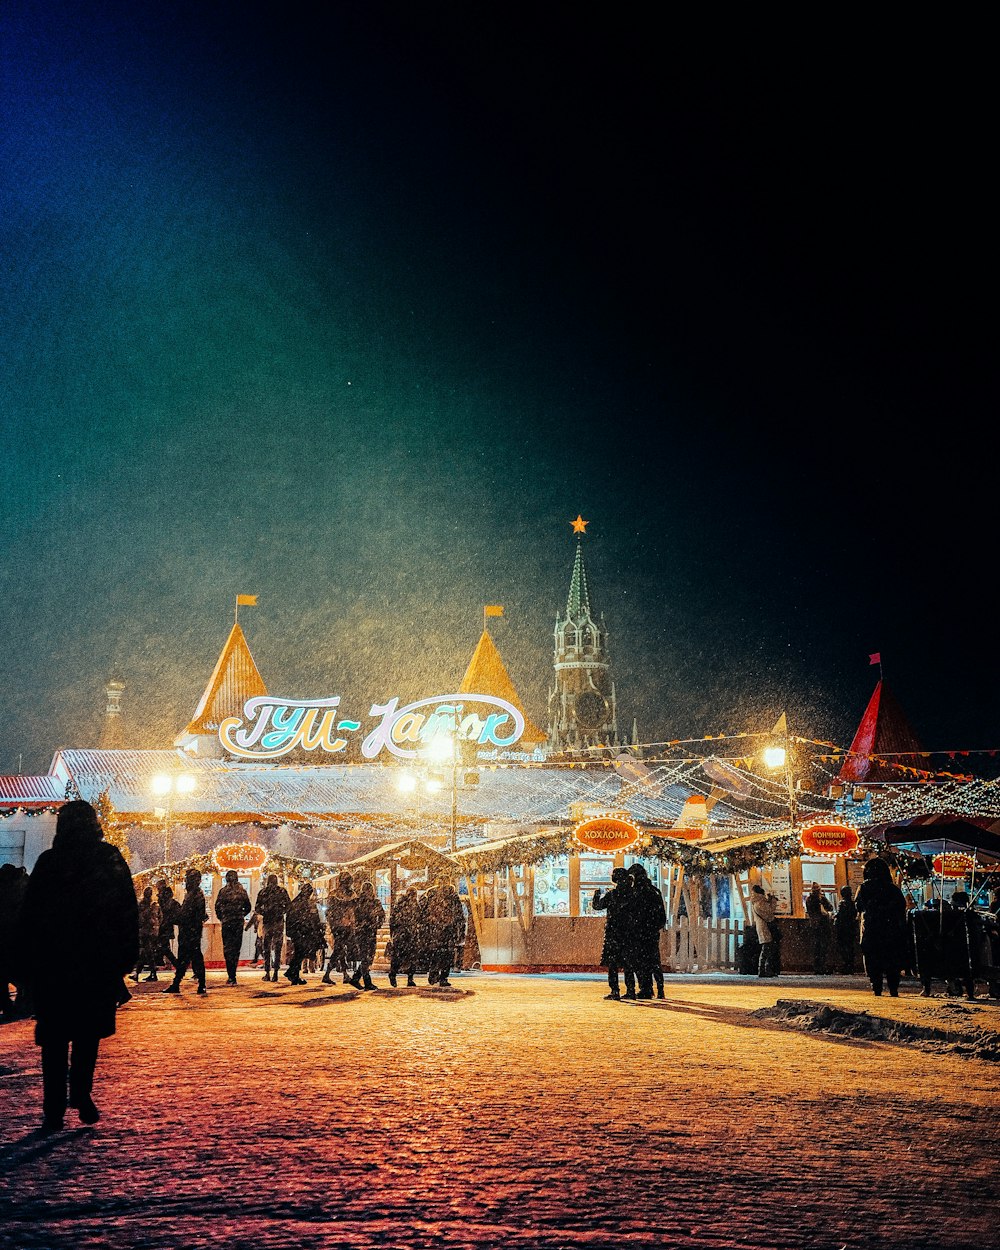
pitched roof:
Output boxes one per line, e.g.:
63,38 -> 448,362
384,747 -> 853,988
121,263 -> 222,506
565,539 -> 591,618
458,630 -> 546,743
837,680 -> 925,783
177,623 -> 268,740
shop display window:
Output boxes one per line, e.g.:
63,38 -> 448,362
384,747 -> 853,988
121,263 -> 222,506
800,857 -> 838,913
533,856 -> 570,915
578,855 -> 614,916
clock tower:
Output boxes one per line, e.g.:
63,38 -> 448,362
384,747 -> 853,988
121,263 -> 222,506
547,528 -> 620,755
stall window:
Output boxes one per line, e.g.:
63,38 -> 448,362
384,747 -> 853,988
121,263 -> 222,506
578,855 -> 614,916
800,857 -> 837,913
533,856 -> 570,916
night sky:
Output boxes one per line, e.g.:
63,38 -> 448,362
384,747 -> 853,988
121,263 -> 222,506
2,3 -> 996,776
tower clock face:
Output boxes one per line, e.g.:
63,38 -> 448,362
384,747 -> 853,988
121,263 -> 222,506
575,690 -> 607,729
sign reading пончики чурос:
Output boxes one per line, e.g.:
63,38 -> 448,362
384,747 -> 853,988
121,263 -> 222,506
798,822 -> 860,856
573,815 -> 642,854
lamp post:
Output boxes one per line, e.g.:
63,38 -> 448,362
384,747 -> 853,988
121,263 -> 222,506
151,771 -> 196,865
763,730 -> 797,835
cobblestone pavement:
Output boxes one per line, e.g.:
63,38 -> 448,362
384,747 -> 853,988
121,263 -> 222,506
1,971 -> 998,1250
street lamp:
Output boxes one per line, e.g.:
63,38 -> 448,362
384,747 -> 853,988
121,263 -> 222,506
151,771 -> 196,864
763,732 -> 797,834
426,731 -> 459,852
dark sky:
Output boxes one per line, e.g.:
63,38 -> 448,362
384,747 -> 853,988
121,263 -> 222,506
2,3 -> 996,775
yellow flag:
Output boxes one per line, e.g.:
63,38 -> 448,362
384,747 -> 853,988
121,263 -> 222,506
484,605 -> 504,617
236,594 -> 258,606
771,712 -> 787,735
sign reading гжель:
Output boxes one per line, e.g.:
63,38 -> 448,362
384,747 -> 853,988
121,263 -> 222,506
218,693 -> 525,762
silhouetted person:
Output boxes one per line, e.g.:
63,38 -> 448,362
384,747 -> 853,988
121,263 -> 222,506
947,891 -> 982,1000
155,880 -> 181,971
18,800 -> 138,1131
163,869 -> 208,996
387,888 -> 420,987
627,863 -> 666,998
215,870 -> 252,985
131,886 -> 161,982
805,882 -> 834,974
751,884 -> 779,978
0,863 -> 30,1019
593,867 -> 636,1000
855,858 -> 907,997
253,874 -> 290,981
354,880 -> 385,990
284,882 -> 324,985
424,881 -> 465,989
323,872 -> 359,985
834,885 -> 858,974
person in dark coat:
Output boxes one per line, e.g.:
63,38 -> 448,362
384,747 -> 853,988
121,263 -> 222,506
215,870 -> 252,985
0,863 -> 30,1019
130,886 -> 162,982
155,880 -> 181,971
592,867 -> 636,1001
855,857 -> 908,997
424,881 -> 465,989
627,863 -> 666,999
322,872 -> 359,985
387,888 -> 420,987
353,880 -> 386,990
253,874 -> 290,981
834,885 -> 859,974
163,869 -> 208,996
805,882 -> 834,975
17,800 -> 139,1131
284,882 -> 324,985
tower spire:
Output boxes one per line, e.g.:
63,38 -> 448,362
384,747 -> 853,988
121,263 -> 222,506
566,539 -> 591,618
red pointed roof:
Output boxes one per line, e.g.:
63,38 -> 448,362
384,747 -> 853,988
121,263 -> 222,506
459,630 -> 546,744
177,623 -> 268,740
837,680 -> 925,783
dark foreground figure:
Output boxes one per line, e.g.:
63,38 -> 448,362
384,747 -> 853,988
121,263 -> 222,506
17,800 -> 139,1132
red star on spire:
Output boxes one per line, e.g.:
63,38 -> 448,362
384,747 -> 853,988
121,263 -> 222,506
570,514 -> 589,534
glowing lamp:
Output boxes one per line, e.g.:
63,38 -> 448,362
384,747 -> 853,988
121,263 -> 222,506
763,746 -> 786,769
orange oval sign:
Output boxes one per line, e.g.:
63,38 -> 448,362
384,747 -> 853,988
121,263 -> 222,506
931,852 -> 975,878
214,843 -> 268,872
573,816 -> 641,853
799,823 -> 860,856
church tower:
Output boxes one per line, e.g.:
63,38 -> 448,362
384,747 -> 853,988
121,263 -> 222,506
547,533 -> 619,754
98,677 -> 126,750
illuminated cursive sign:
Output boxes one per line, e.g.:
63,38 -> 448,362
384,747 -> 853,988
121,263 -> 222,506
218,692 -> 525,762
573,814 -> 642,854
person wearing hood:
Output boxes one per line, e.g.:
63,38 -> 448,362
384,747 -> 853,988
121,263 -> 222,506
592,867 -> 636,1001
855,857 -> 907,997
17,800 -> 139,1132
284,882 -> 324,985
626,863 -> 666,999
155,880 -> 181,971
322,872 -> 360,985
215,870 -> 252,986
253,873 -> 291,982
387,887 -> 420,987
354,880 -> 386,990
163,869 -> 208,996
130,886 -> 161,983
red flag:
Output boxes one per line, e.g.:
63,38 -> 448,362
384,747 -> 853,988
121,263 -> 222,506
868,652 -> 881,665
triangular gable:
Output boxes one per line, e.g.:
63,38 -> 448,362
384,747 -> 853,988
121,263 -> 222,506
459,630 -> 546,743
178,623 -> 268,739
838,680 -> 925,783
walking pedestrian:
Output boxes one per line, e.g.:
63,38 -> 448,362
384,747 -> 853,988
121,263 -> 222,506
805,882 -> 834,974
627,863 -> 666,999
387,887 -> 420,987
131,886 -> 161,982
751,884 -> 780,978
284,882 -> 324,985
855,857 -> 907,997
253,874 -> 290,981
354,880 -> 385,990
163,869 -> 208,996
592,867 -> 636,1000
322,872 -> 360,985
215,870 -> 252,985
17,799 -> 139,1131
834,885 -> 858,974
424,881 -> 465,989
155,880 -> 181,971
